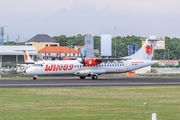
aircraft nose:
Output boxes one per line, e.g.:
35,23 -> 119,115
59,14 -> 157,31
26,68 -> 31,74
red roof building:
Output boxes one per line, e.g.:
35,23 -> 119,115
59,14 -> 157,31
38,46 -> 80,53
38,46 -> 80,60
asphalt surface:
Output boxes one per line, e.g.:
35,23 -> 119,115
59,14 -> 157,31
1,76 -> 180,88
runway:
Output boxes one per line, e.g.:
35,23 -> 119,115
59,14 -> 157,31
1,76 -> 180,88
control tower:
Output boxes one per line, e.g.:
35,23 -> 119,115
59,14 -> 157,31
1,27 -> 4,45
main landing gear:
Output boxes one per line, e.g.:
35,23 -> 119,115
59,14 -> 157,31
92,75 -> 98,80
33,75 -> 38,80
80,76 -> 86,79
79,75 -> 98,80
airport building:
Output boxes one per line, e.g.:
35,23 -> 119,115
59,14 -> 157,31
25,34 -> 59,51
38,46 -> 80,60
0,45 -> 37,65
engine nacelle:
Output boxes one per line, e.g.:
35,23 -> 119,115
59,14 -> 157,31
77,58 -> 83,62
84,58 -> 102,66
74,71 -> 91,77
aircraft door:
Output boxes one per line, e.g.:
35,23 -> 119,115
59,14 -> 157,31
125,61 -> 130,71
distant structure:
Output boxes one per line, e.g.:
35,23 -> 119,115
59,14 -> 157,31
85,36 -> 94,58
25,34 -> 59,51
0,46 -> 37,65
1,27 -> 4,45
74,46 -> 84,52
101,34 -> 112,57
128,45 -> 139,55
38,46 -> 80,60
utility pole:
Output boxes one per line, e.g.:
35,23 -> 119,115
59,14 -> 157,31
115,27 -> 116,58
18,35 -> 19,45
164,49 -> 165,60
167,49 -> 169,60
69,47 -> 71,57
167,49 -> 169,67
164,46 -> 168,66
7,34 -> 9,45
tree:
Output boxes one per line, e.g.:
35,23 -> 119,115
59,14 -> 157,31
53,35 -> 67,46
53,34 -> 180,60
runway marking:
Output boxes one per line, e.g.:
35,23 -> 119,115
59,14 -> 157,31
1,82 -> 180,87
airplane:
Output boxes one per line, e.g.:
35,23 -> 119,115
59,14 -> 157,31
17,49 -> 35,69
26,36 -> 158,80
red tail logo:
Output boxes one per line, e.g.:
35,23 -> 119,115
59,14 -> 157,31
25,54 -> 28,61
145,44 -> 153,55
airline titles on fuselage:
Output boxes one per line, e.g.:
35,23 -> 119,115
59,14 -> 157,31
34,61 -> 125,72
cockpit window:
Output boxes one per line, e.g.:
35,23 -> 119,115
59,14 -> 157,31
34,64 -> 43,67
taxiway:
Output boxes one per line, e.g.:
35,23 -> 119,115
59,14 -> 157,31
0,76 -> 180,88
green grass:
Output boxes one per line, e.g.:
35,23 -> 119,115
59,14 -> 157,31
0,86 -> 180,120
139,73 -> 180,77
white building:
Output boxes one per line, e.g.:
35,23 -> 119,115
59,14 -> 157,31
0,45 -> 37,65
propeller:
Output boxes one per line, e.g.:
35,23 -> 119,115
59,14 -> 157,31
80,53 -> 86,66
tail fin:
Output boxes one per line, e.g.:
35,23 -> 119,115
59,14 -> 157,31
124,36 -> 159,60
23,49 -> 35,63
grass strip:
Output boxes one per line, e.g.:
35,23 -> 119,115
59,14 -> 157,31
0,86 -> 180,120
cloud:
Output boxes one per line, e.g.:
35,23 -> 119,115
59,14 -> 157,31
1,0 -> 180,41
56,8 -> 68,14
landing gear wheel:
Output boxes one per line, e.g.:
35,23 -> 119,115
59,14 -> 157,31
92,75 -> 98,80
80,76 -> 86,79
33,77 -> 37,80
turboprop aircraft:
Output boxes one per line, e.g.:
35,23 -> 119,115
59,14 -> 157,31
26,36 -> 158,80
17,49 -> 35,69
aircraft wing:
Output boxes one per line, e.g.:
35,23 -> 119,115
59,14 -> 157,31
79,58 -> 130,66
18,62 -> 35,64
95,58 -> 130,63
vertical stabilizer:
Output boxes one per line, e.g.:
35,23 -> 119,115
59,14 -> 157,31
23,49 -> 35,63
124,36 -> 158,60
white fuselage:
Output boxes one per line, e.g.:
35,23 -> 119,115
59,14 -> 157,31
26,60 -> 157,76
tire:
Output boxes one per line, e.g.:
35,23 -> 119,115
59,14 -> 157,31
80,76 -> 86,79
33,77 -> 37,80
92,75 -> 98,80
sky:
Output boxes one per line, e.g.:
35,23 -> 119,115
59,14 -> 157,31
1,0 -> 180,42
